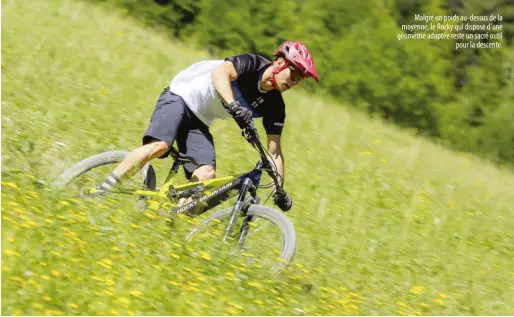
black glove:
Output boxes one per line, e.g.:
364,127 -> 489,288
274,191 -> 292,212
228,101 -> 252,129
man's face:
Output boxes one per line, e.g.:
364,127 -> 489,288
274,58 -> 304,92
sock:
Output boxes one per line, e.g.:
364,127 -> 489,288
99,171 -> 121,192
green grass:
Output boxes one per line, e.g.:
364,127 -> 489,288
2,0 -> 514,315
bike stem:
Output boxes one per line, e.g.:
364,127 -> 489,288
223,177 -> 253,242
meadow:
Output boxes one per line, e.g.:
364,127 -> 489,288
2,0 -> 514,315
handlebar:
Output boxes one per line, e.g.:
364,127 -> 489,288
243,121 -> 291,211
242,120 -> 285,195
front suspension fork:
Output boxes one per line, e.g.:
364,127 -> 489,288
238,215 -> 254,251
223,178 -> 255,242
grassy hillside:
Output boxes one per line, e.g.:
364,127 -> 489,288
2,0 -> 514,315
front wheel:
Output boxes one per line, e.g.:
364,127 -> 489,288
186,204 -> 296,271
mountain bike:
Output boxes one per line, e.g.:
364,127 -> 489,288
52,122 -> 296,271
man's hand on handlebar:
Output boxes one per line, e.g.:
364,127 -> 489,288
228,101 -> 253,130
274,190 -> 292,212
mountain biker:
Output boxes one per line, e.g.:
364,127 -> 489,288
97,41 -> 319,210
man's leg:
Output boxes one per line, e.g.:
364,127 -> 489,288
97,88 -> 187,194
178,113 -> 217,182
190,165 -> 216,182
176,165 -> 216,207
176,108 -> 216,206
97,141 -> 168,192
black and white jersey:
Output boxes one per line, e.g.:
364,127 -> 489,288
169,53 -> 286,135
225,54 -> 286,135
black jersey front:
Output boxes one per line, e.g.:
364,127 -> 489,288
225,54 -> 286,135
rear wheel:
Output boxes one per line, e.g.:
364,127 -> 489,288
52,150 -> 156,200
186,204 -> 296,271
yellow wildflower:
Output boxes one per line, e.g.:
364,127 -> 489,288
97,259 -> 113,268
4,249 -> 19,256
129,290 -> 143,297
5,182 -> 19,189
200,251 -> 211,260
144,211 -> 157,219
203,289 -> 215,296
227,308 -> 238,315
103,289 -> 115,296
29,191 -> 39,198
228,302 -> 244,310
409,285 -> 425,295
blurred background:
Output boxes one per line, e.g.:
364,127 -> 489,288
95,0 -> 514,165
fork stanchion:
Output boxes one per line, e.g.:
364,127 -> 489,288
223,177 -> 252,242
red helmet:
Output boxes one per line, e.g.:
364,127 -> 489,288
273,41 -> 319,82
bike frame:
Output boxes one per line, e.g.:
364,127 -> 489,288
117,159 -> 266,241
114,122 -> 281,241
132,160 -> 264,215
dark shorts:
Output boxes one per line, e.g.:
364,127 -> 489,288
143,87 -> 215,179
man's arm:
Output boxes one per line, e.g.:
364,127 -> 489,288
267,134 -> 285,186
268,133 -> 293,212
212,61 -> 238,105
